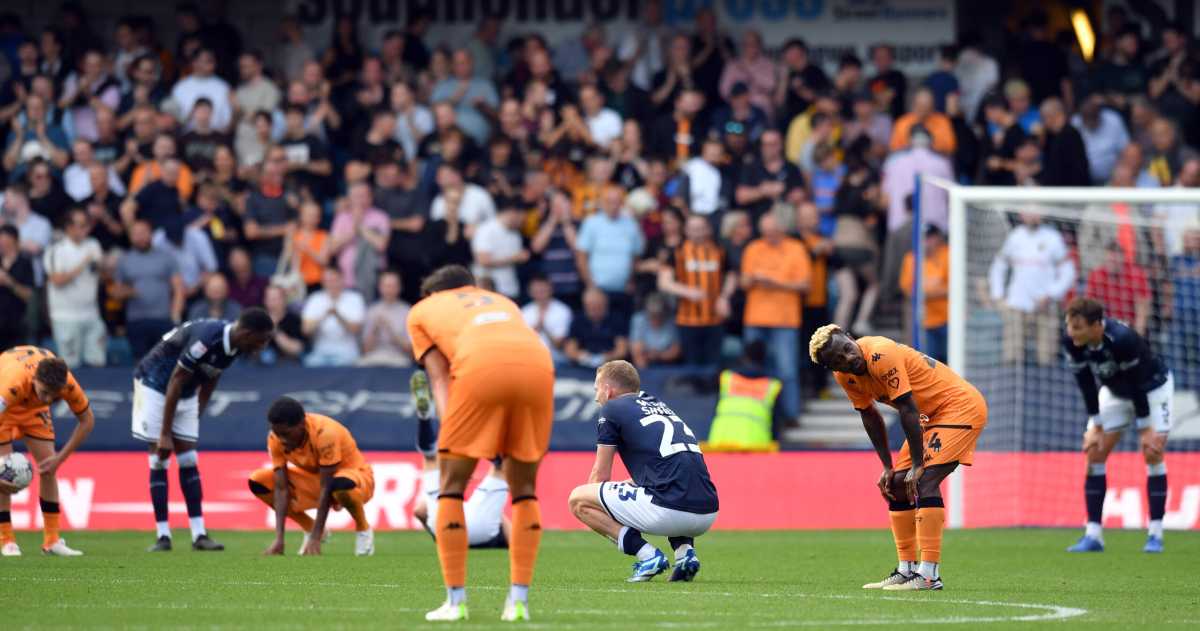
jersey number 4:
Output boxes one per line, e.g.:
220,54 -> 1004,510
640,414 -> 702,458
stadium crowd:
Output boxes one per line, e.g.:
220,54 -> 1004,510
0,3 -> 1198,426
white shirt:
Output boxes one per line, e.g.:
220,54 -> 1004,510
430,184 -> 496,226
586,108 -> 623,149
302,289 -> 366,360
954,48 -> 1000,121
43,236 -> 102,322
394,106 -> 433,161
683,158 -> 722,215
988,224 -> 1077,312
1071,109 -> 1131,184
522,299 -> 573,350
63,163 -> 126,201
618,26 -> 666,91
171,75 -> 233,130
471,217 -> 523,298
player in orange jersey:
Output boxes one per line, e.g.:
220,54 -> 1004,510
407,265 -> 555,622
0,347 -> 94,556
250,397 -> 375,556
809,325 -> 988,591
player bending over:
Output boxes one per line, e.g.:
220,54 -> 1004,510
133,310 -> 274,552
568,361 -> 719,583
810,325 -> 988,591
407,265 -> 555,622
0,348 -> 94,556
1063,298 -> 1173,554
410,371 -> 511,550
252,397 -> 375,556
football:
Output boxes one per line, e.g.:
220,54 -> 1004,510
0,452 -> 33,491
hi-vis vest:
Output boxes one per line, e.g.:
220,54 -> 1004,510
705,370 -> 781,452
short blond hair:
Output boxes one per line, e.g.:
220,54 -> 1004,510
597,360 -> 640,394
808,323 -> 843,364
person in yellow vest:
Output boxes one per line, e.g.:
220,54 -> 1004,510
899,226 -> 950,363
706,341 -> 781,451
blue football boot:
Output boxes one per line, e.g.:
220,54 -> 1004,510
668,549 -> 701,582
1066,535 -> 1104,553
626,549 -> 670,582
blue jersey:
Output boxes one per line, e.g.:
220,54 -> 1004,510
596,391 -> 719,514
134,319 -> 242,398
1062,319 -> 1170,419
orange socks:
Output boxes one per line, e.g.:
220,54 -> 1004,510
436,495 -> 468,588
42,507 -> 60,548
510,496 -> 543,586
888,503 -> 917,565
916,504 -> 946,564
0,519 -> 13,544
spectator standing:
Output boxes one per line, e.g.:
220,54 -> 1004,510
3,93 -> 71,179
1170,227 -> 1200,388
171,48 -> 232,130
922,45 -> 960,113
1085,241 -> 1152,335
868,44 -> 908,119
954,36 -> 999,121
390,81 -> 433,161
430,49 -> 498,145
796,201 -> 833,398
575,186 -> 643,320
274,16 -> 315,83
775,38 -> 832,129
2,182 -> 53,256
64,139 -> 126,202
522,274 -> 573,361
1072,92 -> 1132,184
82,164 -> 126,251
261,284 -> 305,364
1092,25 -> 1147,113
899,226 -> 950,364
1038,97 -> 1092,186
59,49 -> 120,143
1017,10 -> 1070,104
712,81 -> 768,143
329,183 -> 390,300
580,84 -> 622,150
25,159 -> 73,228
1144,117 -> 1198,186
300,266 -> 365,367
44,208 -> 105,367
471,206 -> 529,299
718,30 -> 777,120
226,247 -> 267,309
740,213 -> 810,423
832,166 -> 883,333
658,214 -> 735,369
890,87 -> 956,156
232,51 -> 281,157
629,292 -> 682,369
152,216 -> 219,301
530,190 -> 582,308
736,129 -> 805,223
682,138 -> 726,219
113,220 -> 185,358
187,273 -> 242,321
128,134 -> 194,199
563,287 -> 628,368
430,163 -> 495,238
358,270 -> 412,367
988,212 -> 1076,365
882,126 -> 953,232
0,226 -> 34,350
178,99 -> 230,174
244,149 -> 297,276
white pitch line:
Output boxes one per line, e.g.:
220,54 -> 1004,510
4,576 -> 1089,625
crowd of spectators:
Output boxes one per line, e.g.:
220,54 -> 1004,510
1,4 -> 1199,425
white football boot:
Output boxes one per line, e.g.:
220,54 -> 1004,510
354,529 -> 375,556
43,538 -> 83,556
501,599 -> 530,622
425,600 -> 469,622
1,541 -> 21,556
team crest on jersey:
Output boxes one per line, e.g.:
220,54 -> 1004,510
871,353 -> 883,363
188,341 -> 208,360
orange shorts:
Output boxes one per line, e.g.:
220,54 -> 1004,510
441,355 -> 555,463
0,408 -> 54,443
249,465 -> 375,510
895,422 -> 983,470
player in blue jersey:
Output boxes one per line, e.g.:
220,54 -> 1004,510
1062,297 -> 1173,554
132,310 -> 274,552
568,360 -> 719,583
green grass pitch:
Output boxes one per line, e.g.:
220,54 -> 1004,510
1,529 -> 1195,629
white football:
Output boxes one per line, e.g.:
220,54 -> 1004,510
0,452 -> 34,491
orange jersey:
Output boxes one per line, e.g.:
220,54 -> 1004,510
0,346 -> 89,418
407,286 -> 549,371
268,413 -> 369,474
834,336 -> 986,426
899,246 -> 949,329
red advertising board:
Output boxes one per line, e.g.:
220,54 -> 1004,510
6,452 -> 1199,531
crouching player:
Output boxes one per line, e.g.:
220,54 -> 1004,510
410,371 -> 511,549
810,324 -> 988,591
0,348 -> 94,556
252,397 -> 376,556
568,361 -> 719,583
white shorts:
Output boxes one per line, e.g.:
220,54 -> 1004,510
421,469 -> 507,547
131,378 -> 201,443
1090,373 -> 1174,434
598,481 -> 717,537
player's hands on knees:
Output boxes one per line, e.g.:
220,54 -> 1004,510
904,466 -> 924,502
157,434 -> 174,460
877,467 -> 895,501
263,539 -> 285,556
36,453 -> 62,475
1081,428 -> 1101,453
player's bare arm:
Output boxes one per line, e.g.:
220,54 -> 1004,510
264,466 -> 290,556
306,464 -> 340,554
197,377 -> 219,417
892,394 -> 926,502
38,406 -> 94,475
420,347 -> 452,418
587,445 -> 616,484
157,364 -> 195,457
857,405 -> 894,500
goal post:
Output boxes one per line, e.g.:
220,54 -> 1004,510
922,177 -> 1200,529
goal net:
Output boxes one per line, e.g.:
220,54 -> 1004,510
927,180 -> 1200,530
